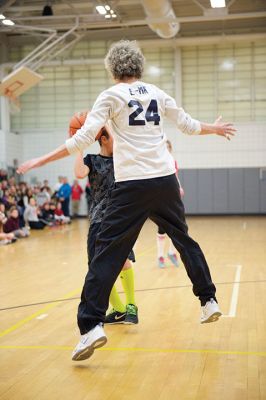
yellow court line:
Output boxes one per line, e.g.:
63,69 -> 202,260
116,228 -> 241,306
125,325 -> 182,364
0,245 -> 156,340
0,288 -> 81,339
0,345 -> 265,358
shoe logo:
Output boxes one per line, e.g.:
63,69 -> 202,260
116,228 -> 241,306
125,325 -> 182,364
115,314 -> 125,320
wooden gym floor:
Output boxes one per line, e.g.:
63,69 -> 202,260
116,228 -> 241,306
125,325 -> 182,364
0,216 -> 265,400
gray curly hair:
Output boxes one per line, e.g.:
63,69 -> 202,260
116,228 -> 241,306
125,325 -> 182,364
104,40 -> 145,81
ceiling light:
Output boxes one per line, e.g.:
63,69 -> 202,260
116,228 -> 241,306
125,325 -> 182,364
105,5 -> 111,11
0,14 -> 5,20
148,66 -> 161,77
111,14 -> 117,18
220,60 -> 235,71
210,0 -> 226,8
110,10 -> 114,14
96,5 -> 107,15
42,4 -> 53,16
2,19 -> 15,26
105,14 -> 111,18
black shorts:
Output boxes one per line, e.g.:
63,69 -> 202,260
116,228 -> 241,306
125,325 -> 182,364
87,222 -> 135,265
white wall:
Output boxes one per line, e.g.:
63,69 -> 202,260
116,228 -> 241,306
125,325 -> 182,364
6,131 -> 22,167
166,122 -> 266,169
0,129 -> 5,168
19,120 -> 266,176
0,129 -> 22,169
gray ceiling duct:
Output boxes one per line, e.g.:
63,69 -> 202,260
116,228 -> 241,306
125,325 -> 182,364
141,0 -> 180,39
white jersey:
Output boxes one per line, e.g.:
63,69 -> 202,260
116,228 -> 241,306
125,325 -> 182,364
66,81 -> 201,182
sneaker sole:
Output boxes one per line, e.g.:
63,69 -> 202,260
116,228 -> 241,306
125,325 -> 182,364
72,336 -> 107,361
124,318 -> 138,325
104,320 -> 125,325
201,311 -> 222,324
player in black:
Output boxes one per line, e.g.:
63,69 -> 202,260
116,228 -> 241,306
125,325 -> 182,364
74,126 -> 138,325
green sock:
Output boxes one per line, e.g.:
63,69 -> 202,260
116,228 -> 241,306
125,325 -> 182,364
120,267 -> 136,306
109,285 -> 126,313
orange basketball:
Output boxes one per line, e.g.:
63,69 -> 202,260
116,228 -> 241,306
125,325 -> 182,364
68,111 -> 89,137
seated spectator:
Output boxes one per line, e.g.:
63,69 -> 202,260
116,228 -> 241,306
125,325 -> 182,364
0,203 -> 7,223
5,193 -> 16,211
23,197 -> 46,230
0,203 -> 16,245
23,188 -> 33,207
54,201 -> 71,224
49,201 -> 56,215
4,206 -> 30,238
0,179 -> 8,191
40,202 -> 56,225
0,169 -> 8,183
36,186 -> 50,207
1,189 -> 10,207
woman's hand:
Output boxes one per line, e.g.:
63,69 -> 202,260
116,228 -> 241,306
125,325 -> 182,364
17,157 -> 44,174
200,116 -> 236,140
17,144 -> 70,175
213,116 -> 236,141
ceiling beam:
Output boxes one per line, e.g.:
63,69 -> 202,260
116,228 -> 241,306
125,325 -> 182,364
191,0 -> 206,12
9,11 -> 266,24
0,0 -> 17,13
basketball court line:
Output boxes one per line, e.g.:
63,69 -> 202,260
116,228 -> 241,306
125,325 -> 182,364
0,288 -> 81,339
0,344 -> 265,358
1,276 -> 260,312
1,273 -> 256,313
223,264 -> 242,318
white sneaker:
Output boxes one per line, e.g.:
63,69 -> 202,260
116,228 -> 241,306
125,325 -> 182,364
72,323 -> 107,361
200,298 -> 222,324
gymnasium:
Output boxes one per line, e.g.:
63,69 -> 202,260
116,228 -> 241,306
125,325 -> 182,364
0,1 -> 265,399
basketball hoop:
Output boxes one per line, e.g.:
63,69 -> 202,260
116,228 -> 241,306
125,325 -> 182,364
5,86 -> 21,114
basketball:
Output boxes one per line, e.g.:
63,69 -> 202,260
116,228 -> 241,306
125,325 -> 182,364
68,111 -> 89,137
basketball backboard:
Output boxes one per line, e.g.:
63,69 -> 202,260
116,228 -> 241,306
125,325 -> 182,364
0,66 -> 44,102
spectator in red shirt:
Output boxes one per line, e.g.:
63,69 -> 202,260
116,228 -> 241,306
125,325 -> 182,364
71,179 -> 84,218
54,201 -> 71,224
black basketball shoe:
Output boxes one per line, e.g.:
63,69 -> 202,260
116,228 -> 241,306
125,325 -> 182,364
105,309 -> 126,324
124,304 -> 138,325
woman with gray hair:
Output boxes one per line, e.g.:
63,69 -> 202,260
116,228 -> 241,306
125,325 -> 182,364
18,40 -> 236,362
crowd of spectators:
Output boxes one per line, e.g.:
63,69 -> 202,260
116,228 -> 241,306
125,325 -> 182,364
0,169 -> 86,246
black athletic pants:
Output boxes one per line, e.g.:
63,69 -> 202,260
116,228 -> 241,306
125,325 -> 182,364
77,174 -> 216,334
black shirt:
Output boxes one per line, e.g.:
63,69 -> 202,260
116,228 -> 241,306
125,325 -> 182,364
83,154 -> 114,224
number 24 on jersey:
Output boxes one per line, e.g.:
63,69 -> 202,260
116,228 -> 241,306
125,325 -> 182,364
128,99 -> 160,126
